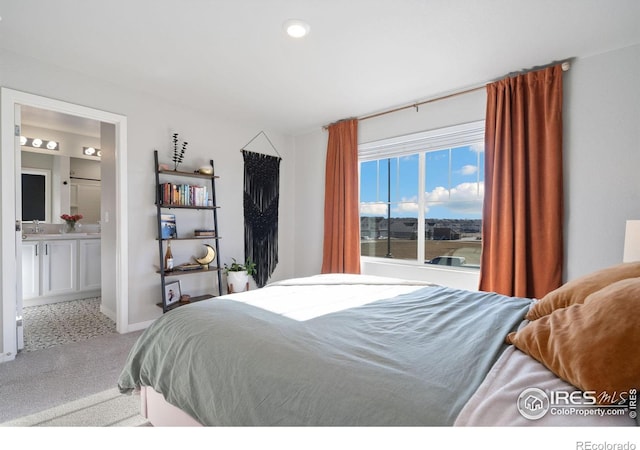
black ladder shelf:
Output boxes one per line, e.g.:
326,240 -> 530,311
153,150 -> 223,312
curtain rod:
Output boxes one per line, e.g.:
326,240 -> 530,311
323,60 -> 571,130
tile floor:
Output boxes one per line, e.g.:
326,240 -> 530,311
21,297 -> 116,352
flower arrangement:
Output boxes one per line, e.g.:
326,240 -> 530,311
61,213 -> 83,232
61,213 -> 83,224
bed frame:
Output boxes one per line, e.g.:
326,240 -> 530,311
140,386 -> 202,426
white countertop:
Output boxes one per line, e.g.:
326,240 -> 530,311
22,233 -> 101,241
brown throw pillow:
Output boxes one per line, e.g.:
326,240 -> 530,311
526,261 -> 640,320
507,277 -> 640,404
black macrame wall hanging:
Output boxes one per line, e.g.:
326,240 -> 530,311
242,132 -> 281,288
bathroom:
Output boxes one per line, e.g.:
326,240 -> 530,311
19,106 -> 107,351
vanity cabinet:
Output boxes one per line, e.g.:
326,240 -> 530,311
42,239 -> 77,297
22,239 -> 77,299
21,241 -> 40,299
21,237 -> 100,304
79,239 -> 101,291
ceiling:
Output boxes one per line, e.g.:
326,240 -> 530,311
1,0 -> 639,136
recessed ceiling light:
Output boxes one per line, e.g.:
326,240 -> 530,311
283,19 -> 310,38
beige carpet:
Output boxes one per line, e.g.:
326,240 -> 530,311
0,388 -> 149,427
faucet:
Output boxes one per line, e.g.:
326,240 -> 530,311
33,219 -> 40,234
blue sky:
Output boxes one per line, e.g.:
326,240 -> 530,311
360,144 -> 484,219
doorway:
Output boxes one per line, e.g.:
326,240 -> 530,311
1,88 -> 129,363
20,106 -> 108,351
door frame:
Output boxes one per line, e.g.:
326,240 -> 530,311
1,88 -> 129,363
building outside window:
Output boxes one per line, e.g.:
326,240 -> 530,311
359,121 -> 485,268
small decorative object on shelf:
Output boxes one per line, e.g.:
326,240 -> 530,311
198,165 -> 214,175
164,280 -> 181,306
194,244 -> 216,267
172,133 -> 188,171
164,241 -> 174,271
60,213 -> 83,233
161,213 -> 178,239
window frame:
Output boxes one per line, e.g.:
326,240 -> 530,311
358,120 -> 485,268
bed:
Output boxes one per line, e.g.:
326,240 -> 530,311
118,270 -> 639,427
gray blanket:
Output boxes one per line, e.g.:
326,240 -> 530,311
118,285 -> 532,426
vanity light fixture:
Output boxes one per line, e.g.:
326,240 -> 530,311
283,19 -> 310,38
20,136 -> 59,151
83,146 -> 101,157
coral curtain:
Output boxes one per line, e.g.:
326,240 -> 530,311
321,119 -> 361,274
479,65 -> 564,298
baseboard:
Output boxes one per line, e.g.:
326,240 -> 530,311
24,290 -> 101,307
125,319 -> 155,333
100,305 -> 154,334
0,352 -> 16,364
99,303 -> 116,321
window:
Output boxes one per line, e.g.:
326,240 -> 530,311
359,121 -> 484,268
22,168 -> 52,223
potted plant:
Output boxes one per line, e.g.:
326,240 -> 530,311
223,257 -> 256,293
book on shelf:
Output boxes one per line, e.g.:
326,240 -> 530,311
194,229 -> 216,237
158,182 -> 210,207
175,263 -> 202,271
160,213 -> 177,239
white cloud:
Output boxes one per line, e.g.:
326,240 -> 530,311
424,186 -> 450,203
424,182 -> 484,215
360,203 -> 388,215
460,164 -> 478,176
394,197 -> 419,215
470,143 -> 485,153
361,183 -> 484,217
451,182 -> 484,199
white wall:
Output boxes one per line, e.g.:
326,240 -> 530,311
292,44 -> 640,289
292,129 -> 327,277
563,44 -> 640,280
0,49 -> 295,331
